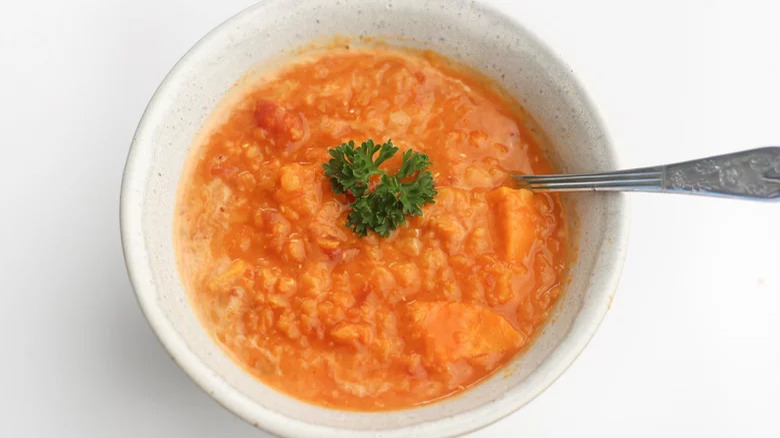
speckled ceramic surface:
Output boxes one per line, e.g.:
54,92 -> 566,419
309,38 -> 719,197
120,0 -> 629,436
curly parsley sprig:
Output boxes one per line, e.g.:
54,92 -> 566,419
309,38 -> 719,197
323,139 -> 437,237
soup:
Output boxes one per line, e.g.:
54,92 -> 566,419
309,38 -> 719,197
176,46 -> 568,410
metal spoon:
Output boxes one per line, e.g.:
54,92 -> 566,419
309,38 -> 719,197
513,147 -> 780,201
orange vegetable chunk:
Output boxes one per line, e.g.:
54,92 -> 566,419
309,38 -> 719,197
409,301 -> 524,362
487,186 -> 540,263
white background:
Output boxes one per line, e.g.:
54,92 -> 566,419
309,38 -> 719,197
1,0 -> 778,436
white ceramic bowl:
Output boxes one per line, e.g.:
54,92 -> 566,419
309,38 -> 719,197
120,0 -> 629,436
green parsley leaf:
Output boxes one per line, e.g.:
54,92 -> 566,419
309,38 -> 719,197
323,139 -> 437,237
322,139 -> 399,198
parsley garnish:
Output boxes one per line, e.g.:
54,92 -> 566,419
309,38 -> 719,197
323,139 -> 437,237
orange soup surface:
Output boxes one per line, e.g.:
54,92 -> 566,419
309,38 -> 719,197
176,47 -> 568,410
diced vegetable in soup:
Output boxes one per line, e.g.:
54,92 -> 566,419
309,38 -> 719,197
176,46 -> 568,410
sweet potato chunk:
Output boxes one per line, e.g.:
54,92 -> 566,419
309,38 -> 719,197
408,301 -> 523,362
486,187 -> 539,263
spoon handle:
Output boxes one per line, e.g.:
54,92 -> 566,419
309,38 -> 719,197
514,147 -> 780,201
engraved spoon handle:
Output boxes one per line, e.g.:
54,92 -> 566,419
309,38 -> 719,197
513,147 -> 780,201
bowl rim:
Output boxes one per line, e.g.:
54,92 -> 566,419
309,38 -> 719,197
120,0 -> 630,436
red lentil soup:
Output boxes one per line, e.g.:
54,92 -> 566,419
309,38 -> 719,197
176,47 -> 568,410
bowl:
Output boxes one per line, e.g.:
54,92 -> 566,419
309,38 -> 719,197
120,0 -> 629,436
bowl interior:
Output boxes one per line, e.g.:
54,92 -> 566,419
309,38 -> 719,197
121,0 -> 628,436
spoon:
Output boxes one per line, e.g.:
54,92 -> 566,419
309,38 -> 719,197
513,147 -> 780,201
